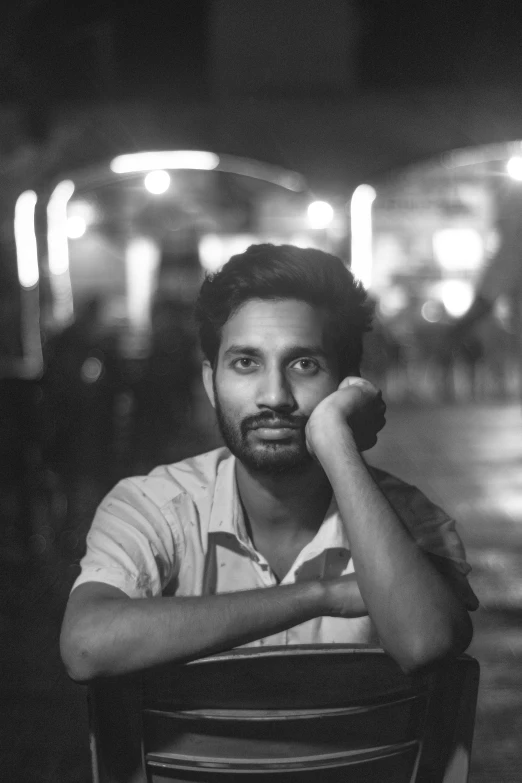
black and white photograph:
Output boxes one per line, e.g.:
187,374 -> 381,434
1,3 -> 522,781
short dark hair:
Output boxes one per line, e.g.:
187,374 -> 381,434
195,243 -> 373,377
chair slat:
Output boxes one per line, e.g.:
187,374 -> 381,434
142,697 -> 427,759
89,646 -> 479,783
148,743 -> 420,783
143,645 -> 432,711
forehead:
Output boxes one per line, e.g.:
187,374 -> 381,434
219,298 -> 328,353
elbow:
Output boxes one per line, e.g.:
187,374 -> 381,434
398,612 -> 474,676
60,625 -> 103,683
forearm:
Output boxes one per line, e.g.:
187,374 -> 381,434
62,580 -> 327,681
322,435 -> 472,671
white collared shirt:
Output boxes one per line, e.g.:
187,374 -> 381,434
72,447 -> 475,647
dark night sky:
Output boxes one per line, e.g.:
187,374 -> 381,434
359,1 -> 522,90
13,0 -> 210,103
6,0 -> 522,109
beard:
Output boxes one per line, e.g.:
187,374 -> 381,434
214,396 -> 313,476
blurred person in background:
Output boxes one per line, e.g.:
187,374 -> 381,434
60,244 -> 477,683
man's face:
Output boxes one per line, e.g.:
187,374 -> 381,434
203,298 -> 340,475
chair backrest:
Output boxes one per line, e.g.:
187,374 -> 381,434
88,645 -> 479,783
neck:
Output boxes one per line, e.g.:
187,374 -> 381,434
235,459 -> 332,544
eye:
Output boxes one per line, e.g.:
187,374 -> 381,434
232,357 -> 258,372
291,358 -> 319,374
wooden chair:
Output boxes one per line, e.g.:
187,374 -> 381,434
88,645 -> 479,783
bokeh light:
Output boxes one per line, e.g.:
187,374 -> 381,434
307,200 -> 334,229
350,184 -> 376,289
144,170 -> 171,194
111,150 -> 220,174
436,279 -> 474,318
15,190 -> 39,289
378,286 -> 408,318
66,216 -> 87,239
506,156 -> 522,180
421,300 -> 443,323
80,357 -> 104,383
432,228 -> 483,271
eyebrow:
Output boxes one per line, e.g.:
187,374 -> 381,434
223,344 -> 330,360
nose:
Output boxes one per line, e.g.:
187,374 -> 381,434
256,367 -> 297,412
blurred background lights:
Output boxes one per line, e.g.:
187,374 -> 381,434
506,156 -> 522,180
125,236 -> 161,335
307,200 -> 334,229
111,150 -> 220,174
199,233 -> 257,272
68,198 -> 96,224
15,190 -> 39,289
144,169 -> 171,194
432,227 -> 483,271
350,184 -> 376,289
80,356 -> 103,383
436,279 -> 474,318
66,215 -> 87,239
378,286 -> 408,318
47,180 -> 75,275
47,179 -> 75,323
421,300 -> 443,323
493,296 -> 511,329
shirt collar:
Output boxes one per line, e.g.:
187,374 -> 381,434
208,452 -> 350,554
208,452 -> 250,544
299,492 -> 351,559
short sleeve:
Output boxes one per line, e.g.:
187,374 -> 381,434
71,478 -> 184,598
370,467 -> 479,610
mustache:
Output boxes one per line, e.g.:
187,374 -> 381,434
241,412 -> 308,436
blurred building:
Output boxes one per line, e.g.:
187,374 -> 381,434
4,0 -> 522,384
356,144 -> 522,401
30,153 -> 346,358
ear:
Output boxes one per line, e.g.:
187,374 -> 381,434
202,360 -> 216,409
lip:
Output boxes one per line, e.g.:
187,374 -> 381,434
250,420 -> 299,429
251,426 -> 299,440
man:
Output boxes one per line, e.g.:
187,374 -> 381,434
60,244 -> 478,682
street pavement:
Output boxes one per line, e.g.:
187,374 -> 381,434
370,402 -> 522,783
1,401 -> 521,782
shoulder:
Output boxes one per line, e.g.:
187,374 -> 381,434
368,464 -> 470,573
111,447 -> 232,511
368,465 -> 449,525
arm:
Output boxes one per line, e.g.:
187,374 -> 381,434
306,378 -> 473,674
60,574 -> 366,682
